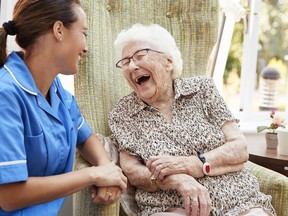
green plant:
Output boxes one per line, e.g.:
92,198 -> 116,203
257,110 -> 286,134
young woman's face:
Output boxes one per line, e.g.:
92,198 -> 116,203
120,41 -> 174,103
58,5 -> 88,75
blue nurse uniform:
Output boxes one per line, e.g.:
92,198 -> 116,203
0,52 -> 92,215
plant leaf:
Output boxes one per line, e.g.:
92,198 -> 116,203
257,126 -> 268,133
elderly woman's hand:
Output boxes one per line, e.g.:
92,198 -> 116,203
146,155 -> 203,180
157,173 -> 211,216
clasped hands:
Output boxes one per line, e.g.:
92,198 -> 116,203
146,155 -> 212,216
89,162 -> 127,205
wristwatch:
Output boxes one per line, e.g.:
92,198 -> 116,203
197,151 -> 211,175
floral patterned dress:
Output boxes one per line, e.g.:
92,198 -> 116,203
109,76 -> 275,216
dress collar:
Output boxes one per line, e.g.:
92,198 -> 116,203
126,77 -> 203,117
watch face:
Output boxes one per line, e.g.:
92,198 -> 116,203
203,162 -> 211,175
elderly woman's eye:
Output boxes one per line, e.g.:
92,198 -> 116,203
134,53 -> 146,61
122,59 -> 130,66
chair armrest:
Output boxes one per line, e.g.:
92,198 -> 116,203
245,161 -> 288,216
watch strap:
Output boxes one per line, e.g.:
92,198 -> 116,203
197,151 -> 206,164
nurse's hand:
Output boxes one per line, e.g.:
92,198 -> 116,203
89,162 -> 127,192
90,186 -> 122,205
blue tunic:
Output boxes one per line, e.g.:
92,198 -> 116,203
0,52 -> 92,215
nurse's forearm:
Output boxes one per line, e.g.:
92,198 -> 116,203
0,167 -> 95,212
77,134 -> 111,166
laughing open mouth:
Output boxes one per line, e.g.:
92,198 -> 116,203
135,74 -> 150,85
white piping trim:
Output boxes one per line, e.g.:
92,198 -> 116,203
78,117 -> 85,130
0,160 -> 26,167
4,64 -> 38,96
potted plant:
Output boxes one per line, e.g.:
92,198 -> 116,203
257,110 -> 286,149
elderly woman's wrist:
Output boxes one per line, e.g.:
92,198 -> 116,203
187,156 -> 204,177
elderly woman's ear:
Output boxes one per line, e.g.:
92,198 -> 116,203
166,56 -> 174,72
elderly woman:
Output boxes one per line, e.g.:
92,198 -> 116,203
108,23 -> 275,216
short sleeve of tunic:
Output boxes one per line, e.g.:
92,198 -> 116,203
75,105 -> 92,145
0,88 -> 28,184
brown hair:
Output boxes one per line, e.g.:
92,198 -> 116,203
0,0 -> 81,67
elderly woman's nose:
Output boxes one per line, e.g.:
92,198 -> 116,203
128,59 -> 139,70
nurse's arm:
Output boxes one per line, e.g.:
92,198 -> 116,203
0,162 -> 126,212
77,134 -> 111,165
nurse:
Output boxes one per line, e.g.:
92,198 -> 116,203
0,0 -> 127,215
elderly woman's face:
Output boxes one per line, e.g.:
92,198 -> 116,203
121,41 -> 173,103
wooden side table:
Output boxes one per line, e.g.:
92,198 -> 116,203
248,142 -> 288,177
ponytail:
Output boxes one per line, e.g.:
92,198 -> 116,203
0,27 -> 8,67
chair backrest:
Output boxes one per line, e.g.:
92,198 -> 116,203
75,0 -> 219,136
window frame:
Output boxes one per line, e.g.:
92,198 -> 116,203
213,0 -> 288,132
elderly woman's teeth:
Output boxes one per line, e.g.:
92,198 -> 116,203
135,75 -> 150,85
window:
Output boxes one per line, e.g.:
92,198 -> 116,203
214,0 -> 288,130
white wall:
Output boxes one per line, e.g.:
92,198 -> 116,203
0,0 -> 20,52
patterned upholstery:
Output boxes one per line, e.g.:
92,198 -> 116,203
73,0 -> 288,215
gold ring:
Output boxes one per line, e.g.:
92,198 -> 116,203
106,192 -> 112,197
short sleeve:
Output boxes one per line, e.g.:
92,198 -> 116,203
66,94 -> 92,145
109,113 -> 138,154
200,77 -> 237,127
77,116 -> 93,145
108,96 -> 140,155
0,89 -> 28,184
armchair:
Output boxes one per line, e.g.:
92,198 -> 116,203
73,0 -> 288,215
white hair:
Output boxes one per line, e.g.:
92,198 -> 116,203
114,23 -> 183,79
